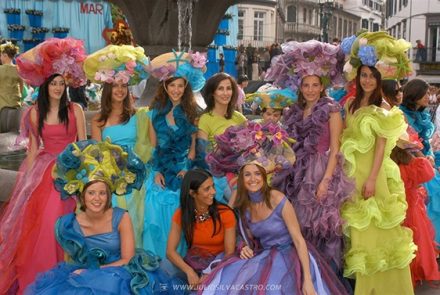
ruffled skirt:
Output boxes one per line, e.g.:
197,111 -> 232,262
199,243 -> 349,295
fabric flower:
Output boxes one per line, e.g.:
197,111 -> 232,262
95,69 -> 115,83
341,35 -> 356,55
358,45 -> 377,67
190,51 -> 207,68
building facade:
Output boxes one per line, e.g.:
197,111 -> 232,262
343,0 -> 383,32
328,0 -> 361,42
237,0 -> 280,48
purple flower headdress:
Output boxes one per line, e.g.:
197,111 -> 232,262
265,40 -> 345,91
206,121 -> 296,177
147,50 -> 207,92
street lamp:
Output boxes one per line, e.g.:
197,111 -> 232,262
319,0 -> 334,43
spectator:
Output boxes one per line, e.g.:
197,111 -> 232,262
415,40 -> 427,62
219,53 -> 225,72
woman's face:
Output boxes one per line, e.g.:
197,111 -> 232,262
111,81 -> 128,103
242,164 -> 264,193
213,78 -> 233,106
416,89 -> 430,109
165,78 -> 186,105
394,83 -> 403,106
192,177 -> 216,210
48,76 -> 66,100
84,181 -> 109,213
300,75 -> 323,104
359,66 -> 378,95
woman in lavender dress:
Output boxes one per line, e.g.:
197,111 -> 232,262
199,163 -> 349,295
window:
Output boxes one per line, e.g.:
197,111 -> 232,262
402,20 -> 407,39
363,0 -> 368,5
254,11 -> 265,41
348,21 -> 353,35
344,19 -> 348,37
338,17 -> 342,37
238,10 -> 244,40
373,23 -> 380,32
396,23 -> 401,38
362,18 -> 369,29
369,0 -> 373,8
303,8 -> 307,23
287,5 -> 296,22
308,9 -> 313,25
403,0 -> 408,7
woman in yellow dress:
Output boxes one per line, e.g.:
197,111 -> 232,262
340,32 -> 416,295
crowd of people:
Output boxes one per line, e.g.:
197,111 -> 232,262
0,30 -> 439,295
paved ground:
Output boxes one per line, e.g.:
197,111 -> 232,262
415,283 -> 440,294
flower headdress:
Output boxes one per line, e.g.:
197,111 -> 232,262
147,50 -> 207,92
341,31 -> 413,81
246,87 -> 297,110
83,44 -> 149,86
265,40 -> 345,91
53,139 -> 146,199
206,121 -> 296,176
16,38 -> 87,87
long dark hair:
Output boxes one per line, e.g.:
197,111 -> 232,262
401,78 -> 429,111
97,82 -> 135,127
37,74 -> 69,136
180,169 -> 228,248
349,65 -> 383,113
150,77 -> 198,124
202,73 -> 238,119
297,75 -> 326,109
235,164 -> 272,215
381,79 -> 400,107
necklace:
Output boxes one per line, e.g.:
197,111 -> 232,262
194,209 -> 211,223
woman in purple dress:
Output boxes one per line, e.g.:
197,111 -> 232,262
199,163 -> 349,295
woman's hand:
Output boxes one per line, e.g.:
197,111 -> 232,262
302,279 -> 317,295
316,178 -> 330,201
426,155 -> 435,167
177,170 -> 187,179
362,177 -> 376,199
239,246 -> 254,259
73,268 -> 85,275
185,269 -> 200,290
154,172 -> 165,188
188,149 -> 196,161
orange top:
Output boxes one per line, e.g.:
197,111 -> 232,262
173,205 -> 236,255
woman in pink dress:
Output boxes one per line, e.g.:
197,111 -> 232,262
0,38 -> 87,294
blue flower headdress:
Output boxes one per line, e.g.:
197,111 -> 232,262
265,40 -> 345,91
246,87 -> 297,109
147,50 -> 207,92
53,139 -> 146,199
341,31 -> 413,81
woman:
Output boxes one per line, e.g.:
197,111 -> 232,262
198,73 -> 247,204
0,73 -> 86,293
86,44 -> 152,248
400,78 -> 440,247
272,74 -> 353,272
143,76 -> 198,258
200,163 -> 349,295
27,178 -> 180,294
390,141 -> 440,286
340,65 -> 415,294
166,169 -> 236,289
382,79 -> 403,108
0,42 -> 23,111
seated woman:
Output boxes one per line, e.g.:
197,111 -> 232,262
26,140 -> 181,294
165,169 -> 236,289
200,163 -> 349,295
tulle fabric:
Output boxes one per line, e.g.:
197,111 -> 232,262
340,105 -> 416,294
399,157 -> 440,285
272,97 -> 354,269
0,105 -> 77,294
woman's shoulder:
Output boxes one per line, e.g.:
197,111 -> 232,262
269,189 -> 286,207
232,111 -> 246,122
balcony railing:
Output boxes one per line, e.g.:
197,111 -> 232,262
284,22 -> 321,35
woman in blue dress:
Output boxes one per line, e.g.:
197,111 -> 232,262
85,45 -> 153,248
26,141 -> 181,294
143,51 -> 206,258
400,78 -> 440,247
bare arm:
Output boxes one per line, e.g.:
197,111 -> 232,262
103,212 -> 135,267
166,221 -> 200,287
73,103 -> 87,140
25,107 -> 39,168
223,227 -> 236,257
281,193 -> 316,295
148,116 -> 156,148
91,113 -> 102,141
188,133 -> 196,160
362,136 -> 386,198
317,112 -> 342,199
